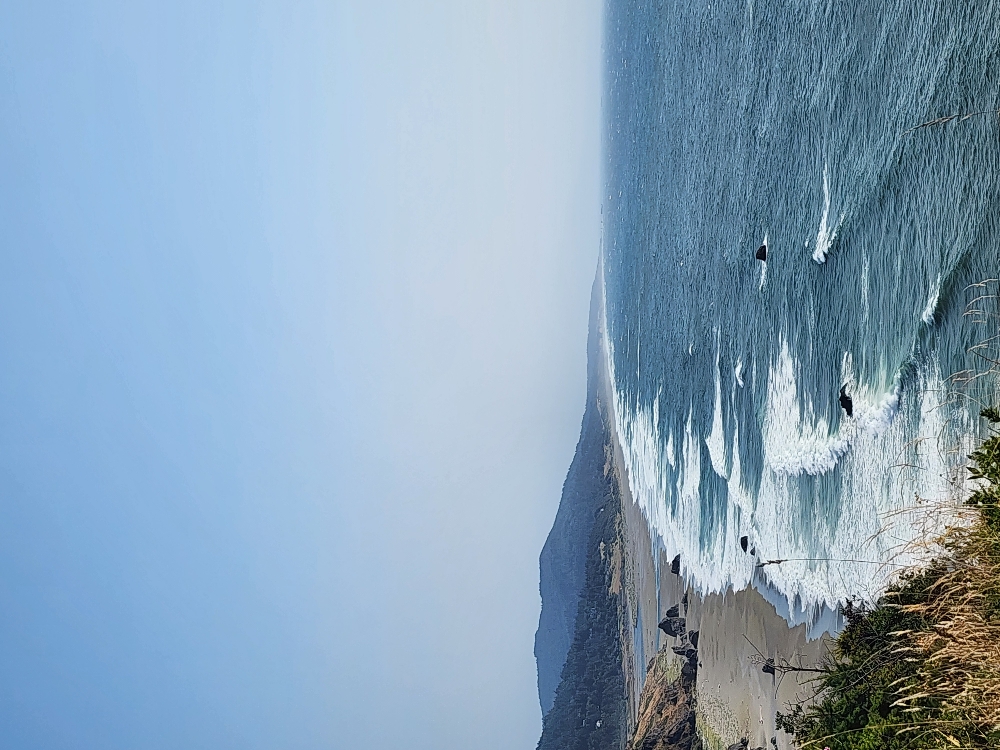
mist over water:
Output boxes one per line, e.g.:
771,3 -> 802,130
603,0 -> 1000,620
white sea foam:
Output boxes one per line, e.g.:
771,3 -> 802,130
762,342 -> 900,476
705,347 -> 728,478
921,275 -> 941,324
812,165 -> 844,264
603,292 -> 963,618
754,362 -> 958,613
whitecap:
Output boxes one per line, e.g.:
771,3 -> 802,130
762,342 -> 900,476
705,348 -> 728,478
812,164 -> 844,264
861,255 -> 870,320
921,275 -> 941,325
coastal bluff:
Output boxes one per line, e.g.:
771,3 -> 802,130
533,354 -> 614,718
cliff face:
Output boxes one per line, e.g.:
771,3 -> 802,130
628,610 -> 702,750
535,400 -> 609,715
628,664 -> 699,750
534,272 -> 609,717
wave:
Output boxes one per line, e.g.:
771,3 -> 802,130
812,165 -> 844,264
921,274 -> 941,325
705,344 -> 728,478
762,342 -> 901,476
602,283 -> 962,618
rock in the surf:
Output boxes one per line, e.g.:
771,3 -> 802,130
839,385 -> 854,417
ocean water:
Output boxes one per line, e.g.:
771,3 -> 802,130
603,0 -> 1000,620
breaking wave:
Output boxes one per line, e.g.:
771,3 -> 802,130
762,342 -> 901,476
921,275 -> 941,325
603,289 -> 961,619
812,164 -> 843,264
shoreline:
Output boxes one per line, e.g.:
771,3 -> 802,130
594,266 -> 829,750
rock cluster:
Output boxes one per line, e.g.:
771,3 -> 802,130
627,603 -> 702,750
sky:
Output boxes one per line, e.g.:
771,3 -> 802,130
0,1 -> 602,748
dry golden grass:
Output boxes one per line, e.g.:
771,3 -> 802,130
890,513 -> 1000,740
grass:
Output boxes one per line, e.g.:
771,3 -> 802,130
776,409 -> 1000,749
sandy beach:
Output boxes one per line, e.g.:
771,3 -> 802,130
594,274 -> 829,750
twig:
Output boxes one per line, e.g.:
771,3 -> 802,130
904,109 -> 1000,135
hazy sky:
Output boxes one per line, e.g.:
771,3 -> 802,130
0,2 -> 602,748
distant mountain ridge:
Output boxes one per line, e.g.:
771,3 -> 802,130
535,268 -> 718,750
534,271 -> 609,716
535,271 -> 631,749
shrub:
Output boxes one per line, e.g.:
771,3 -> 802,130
777,410 -> 1000,749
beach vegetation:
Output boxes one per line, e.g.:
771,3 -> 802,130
776,409 -> 1000,749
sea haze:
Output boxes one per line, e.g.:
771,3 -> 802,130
603,0 -> 1000,619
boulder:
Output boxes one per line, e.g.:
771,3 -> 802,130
680,660 -> 697,680
839,385 -> 853,417
660,615 -> 686,638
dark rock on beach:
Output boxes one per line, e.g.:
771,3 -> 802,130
659,616 -> 685,638
659,604 -> 687,639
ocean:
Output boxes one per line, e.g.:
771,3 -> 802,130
602,0 -> 1000,621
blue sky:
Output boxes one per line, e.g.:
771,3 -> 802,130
0,1 -> 601,748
